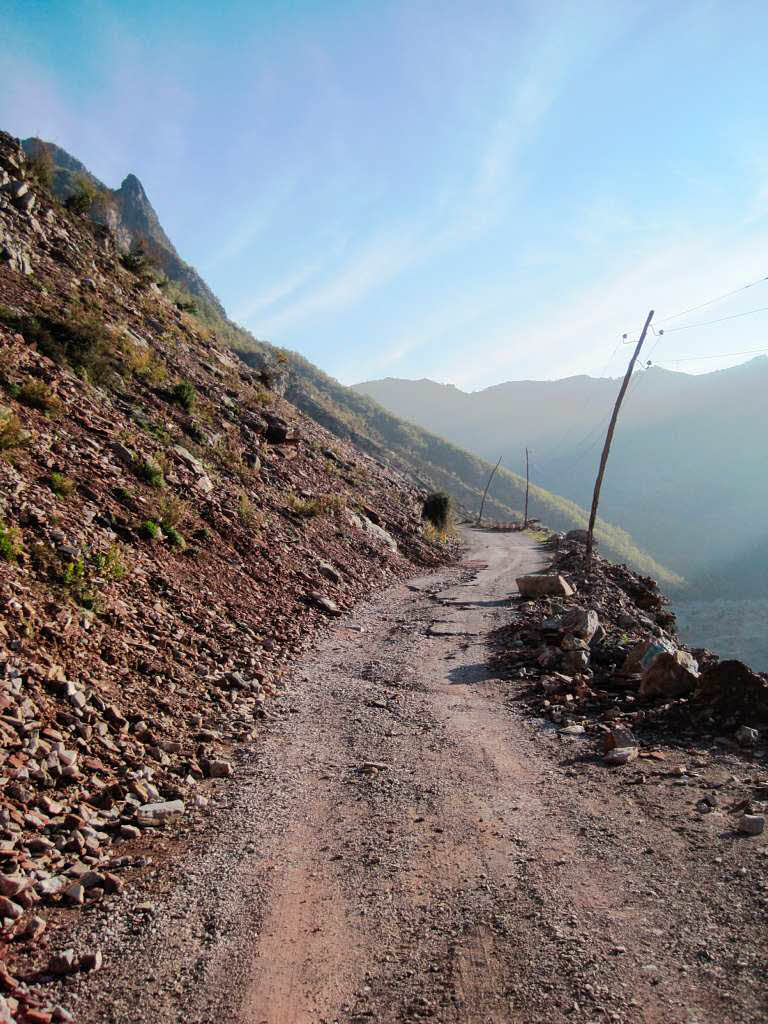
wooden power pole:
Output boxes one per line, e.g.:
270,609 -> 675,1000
523,447 -> 530,528
585,309 -> 654,572
477,456 -> 502,526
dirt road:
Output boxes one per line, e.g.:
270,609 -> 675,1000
66,529 -> 767,1024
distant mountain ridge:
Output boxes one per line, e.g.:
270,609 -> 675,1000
21,137 -> 224,317
354,360 -> 768,585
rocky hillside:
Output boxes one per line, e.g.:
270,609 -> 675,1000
0,129 -> 451,1022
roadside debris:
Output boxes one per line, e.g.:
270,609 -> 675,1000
493,533 -> 768,759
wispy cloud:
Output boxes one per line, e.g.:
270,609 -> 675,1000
231,260 -> 323,323
244,7 -> 634,342
248,69 -> 556,337
204,169 -> 305,272
252,225 -> 424,335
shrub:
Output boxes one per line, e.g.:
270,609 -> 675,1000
135,457 -> 165,489
287,493 -> 347,518
26,144 -> 54,190
164,525 -> 186,551
120,340 -> 167,386
0,308 -> 109,380
238,494 -> 263,528
64,174 -> 97,215
0,521 -> 23,562
59,557 -> 97,608
161,281 -> 199,313
139,497 -> 189,548
242,384 -> 274,410
157,494 -> 189,529
422,492 -> 451,532
58,543 -> 129,608
18,379 -> 61,415
0,409 -> 28,453
156,497 -> 188,550
171,380 -> 196,413
140,519 -> 160,540
184,419 -> 206,445
92,543 -> 129,581
121,240 -> 158,280
212,431 -> 252,484
113,485 -> 136,505
135,417 -> 171,444
422,521 -> 454,544
49,472 -> 75,497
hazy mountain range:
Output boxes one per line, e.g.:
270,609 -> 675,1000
355,364 -> 768,583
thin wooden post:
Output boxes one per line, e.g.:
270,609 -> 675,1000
523,447 -> 530,528
477,456 -> 502,526
585,310 -> 654,572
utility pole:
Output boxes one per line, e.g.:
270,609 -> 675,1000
585,309 -> 654,572
523,447 -> 530,528
477,456 -> 502,526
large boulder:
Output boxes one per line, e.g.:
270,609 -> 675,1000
693,660 -> 768,724
347,511 -> 397,551
625,638 -> 676,675
516,574 -> 574,599
639,650 -> 699,699
265,415 -> 290,444
172,444 -> 205,475
560,607 -> 599,641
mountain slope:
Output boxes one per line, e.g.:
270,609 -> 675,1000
0,126 -> 471,1014
228,345 -> 681,584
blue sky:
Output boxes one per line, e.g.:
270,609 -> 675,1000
2,0 -> 768,388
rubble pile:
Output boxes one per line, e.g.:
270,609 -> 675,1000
0,130 -> 453,1018
492,533 -> 768,758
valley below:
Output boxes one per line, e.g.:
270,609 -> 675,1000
674,597 -> 768,673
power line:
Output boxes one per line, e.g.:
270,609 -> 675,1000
529,337 -> 634,466
631,290 -> 768,365
656,273 -> 768,324
655,345 -> 768,364
565,368 -> 648,470
621,272 -> 768,355
534,366 -> 648,472
661,303 -> 768,333
597,338 -> 624,378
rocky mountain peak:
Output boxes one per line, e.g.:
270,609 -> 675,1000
119,171 -> 145,193
114,171 -> 174,254
20,136 -> 225,316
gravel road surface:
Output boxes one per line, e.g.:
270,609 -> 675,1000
59,529 -> 768,1023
